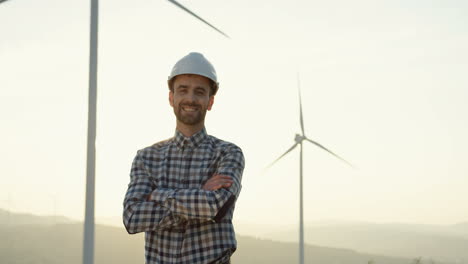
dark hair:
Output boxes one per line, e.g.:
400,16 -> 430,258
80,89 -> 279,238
168,75 -> 218,96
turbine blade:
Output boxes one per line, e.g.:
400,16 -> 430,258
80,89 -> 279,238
305,138 -> 355,168
266,143 -> 299,170
167,0 -> 230,39
298,75 -> 305,136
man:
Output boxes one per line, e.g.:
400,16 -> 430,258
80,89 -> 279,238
123,52 -> 244,264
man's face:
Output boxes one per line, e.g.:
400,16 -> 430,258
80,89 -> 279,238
169,74 -> 214,126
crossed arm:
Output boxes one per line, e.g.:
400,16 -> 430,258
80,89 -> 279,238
122,147 -> 244,234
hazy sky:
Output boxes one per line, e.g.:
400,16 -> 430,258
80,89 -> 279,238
1,0 -> 467,228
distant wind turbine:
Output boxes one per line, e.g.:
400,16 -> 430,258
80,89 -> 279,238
83,1 -> 230,264
266,75 -> 354,264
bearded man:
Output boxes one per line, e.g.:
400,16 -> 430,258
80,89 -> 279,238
123,52 -> 244,264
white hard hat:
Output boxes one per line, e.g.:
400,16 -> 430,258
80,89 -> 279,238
168,52 -> 219,94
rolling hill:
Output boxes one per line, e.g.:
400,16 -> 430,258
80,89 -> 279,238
0,209 -> 460,264
261,221 -> 468,263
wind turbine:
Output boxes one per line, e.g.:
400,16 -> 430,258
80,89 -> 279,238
83,1 -> 229,264
266,76 -> 354,264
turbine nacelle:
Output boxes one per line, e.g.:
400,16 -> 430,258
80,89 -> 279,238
295,134 -> 306,143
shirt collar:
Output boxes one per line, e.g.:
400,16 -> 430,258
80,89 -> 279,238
173,127 -> 208,150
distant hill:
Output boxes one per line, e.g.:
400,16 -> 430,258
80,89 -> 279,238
233,236 -> 415,264
449,222 -> 468,236
0,209 -> 436,264
0,208 -> 76,226
0,222 -> 144,264
261,221 -> 468,263
0,223 -> 419,264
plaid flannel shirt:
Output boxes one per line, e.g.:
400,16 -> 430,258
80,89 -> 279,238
123,128 -> 244,264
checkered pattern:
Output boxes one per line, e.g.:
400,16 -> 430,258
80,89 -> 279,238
123,128 -> 244,264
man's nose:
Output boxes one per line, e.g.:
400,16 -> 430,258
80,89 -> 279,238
185,92 -> 197,103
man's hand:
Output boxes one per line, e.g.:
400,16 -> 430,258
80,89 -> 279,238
202,174 -> 233,191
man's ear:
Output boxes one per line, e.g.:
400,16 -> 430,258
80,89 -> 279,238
169,91 -> 174,107
207,95 -> 214,111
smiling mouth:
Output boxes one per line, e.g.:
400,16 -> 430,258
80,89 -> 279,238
181,105 -> 199,112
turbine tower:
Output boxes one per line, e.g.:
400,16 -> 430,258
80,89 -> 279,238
267,76 -> 354,264
83,1 -> 229,264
